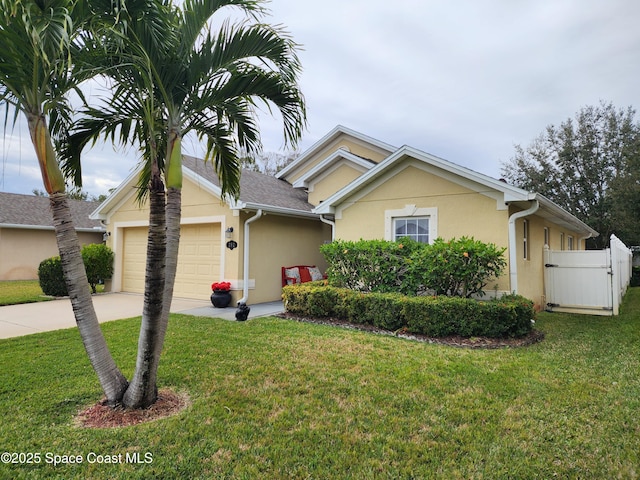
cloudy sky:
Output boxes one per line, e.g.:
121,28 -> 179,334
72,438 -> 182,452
2,0 -> 639,196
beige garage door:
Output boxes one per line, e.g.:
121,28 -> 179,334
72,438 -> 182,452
122,223 -> 221,300
122,227 -> 147,294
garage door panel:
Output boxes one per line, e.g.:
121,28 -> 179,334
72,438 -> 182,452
174,223 -> 220,299
122,223 -> 220,300
122,227 -> 148,294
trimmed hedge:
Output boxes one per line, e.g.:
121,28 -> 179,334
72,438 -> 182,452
282,283 -> 535,339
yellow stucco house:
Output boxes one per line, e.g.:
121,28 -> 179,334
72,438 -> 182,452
0,192 -> 104,281
94,125 -> 598,308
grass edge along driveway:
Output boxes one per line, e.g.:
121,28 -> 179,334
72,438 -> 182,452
0,280 -> 53,306
0,288 -> 638,479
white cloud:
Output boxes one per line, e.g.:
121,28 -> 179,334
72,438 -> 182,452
2,0 -> 640,193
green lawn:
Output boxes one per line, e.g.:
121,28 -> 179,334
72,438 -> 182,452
0,280 -> 53,306
1,289 -> 639,479
0,280 -> 105,306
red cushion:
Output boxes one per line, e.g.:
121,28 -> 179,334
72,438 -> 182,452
299,267 -> 312,283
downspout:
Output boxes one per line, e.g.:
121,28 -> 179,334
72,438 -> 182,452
319,215 -> 336,241
508,200 -> 539,294
580,232 -> 594,250
238,209 -> 263,305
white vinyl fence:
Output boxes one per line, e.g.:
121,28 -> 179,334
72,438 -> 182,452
544,235 -> 633,316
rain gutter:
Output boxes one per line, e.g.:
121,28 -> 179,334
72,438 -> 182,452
508,200 -> 539,294
238,209 -> 263,305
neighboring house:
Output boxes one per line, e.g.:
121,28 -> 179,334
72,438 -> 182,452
94,125 -> 598,308
0,192 -> 105,280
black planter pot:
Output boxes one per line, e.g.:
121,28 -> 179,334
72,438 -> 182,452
210,290 -> 232,308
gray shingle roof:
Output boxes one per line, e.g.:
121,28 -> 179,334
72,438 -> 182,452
0,192 -> 104,230
182,155 -> 314,213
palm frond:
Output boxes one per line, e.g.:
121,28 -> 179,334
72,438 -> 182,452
201,122 -> 242,200
180,0 -> 266,55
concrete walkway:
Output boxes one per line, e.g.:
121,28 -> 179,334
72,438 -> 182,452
0,293 -> 284,339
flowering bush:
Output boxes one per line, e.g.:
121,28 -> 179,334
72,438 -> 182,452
407,237 -> 506,298
211,281 -> 231,292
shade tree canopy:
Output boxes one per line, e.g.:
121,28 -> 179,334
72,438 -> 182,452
500,102 -> 640,248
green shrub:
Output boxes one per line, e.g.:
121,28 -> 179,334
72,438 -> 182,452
283,282 -> 340,317
282,284 -> 534,339
81,243 -> 114,293
38,256 -> 68,297
402,296 -> 469,336
349,292 -> 406,330
493,293 -> 538,337
37,244 -> 115,296
407,237 -> 506,297
321,237 -> 506,298
320,239 -> 421,294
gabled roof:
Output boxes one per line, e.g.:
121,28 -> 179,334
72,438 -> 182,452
0,192 -> 104,231
313,145 -> 532,213
313,145 -> 599,237
275,125 -> 396,180
181,156 -> 316,216
92,155 -> 317,220
291,148 -> 376,189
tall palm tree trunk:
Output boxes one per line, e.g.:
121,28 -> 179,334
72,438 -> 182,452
50,195 -> 129,404
123,169 -> 167,408
160,187 -> 181,334
161,129 -> 183,323
28,111 -> 128,406
125,134 -> 182,409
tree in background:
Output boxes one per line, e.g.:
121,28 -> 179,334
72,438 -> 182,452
240,150 -> 299,176
501,102 -> 640,249
32,187 -> 107,202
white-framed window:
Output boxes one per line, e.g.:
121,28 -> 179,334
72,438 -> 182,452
385,205 -> 437,244
567,235 -> 574,251
543,227 -> 550,247
523,219 -> 530,260
394,217 -> 430,243
560,233 -> 565,251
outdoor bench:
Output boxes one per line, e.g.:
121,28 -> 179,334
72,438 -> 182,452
281,265 -> 325,287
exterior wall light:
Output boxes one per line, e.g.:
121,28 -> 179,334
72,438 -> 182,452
225,227 -> 237,250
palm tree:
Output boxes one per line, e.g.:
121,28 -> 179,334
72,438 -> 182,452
67,0 -> 306,408
0,0 -> 128,404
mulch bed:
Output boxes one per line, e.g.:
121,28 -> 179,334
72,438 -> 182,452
276,312 -> 544,349
75,389 -> 189,429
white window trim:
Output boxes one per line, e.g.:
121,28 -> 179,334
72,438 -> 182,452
543,227 -> 550,248
384,205 -> 437,243
523,219 -> 530,260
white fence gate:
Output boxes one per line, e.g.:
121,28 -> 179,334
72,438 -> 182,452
544,235 -> 633,316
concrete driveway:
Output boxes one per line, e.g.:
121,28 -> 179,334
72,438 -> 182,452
0,293 -> 284,339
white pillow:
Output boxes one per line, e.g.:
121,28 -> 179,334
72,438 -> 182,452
284,267 -> 301,285
308,266 -> 323,281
